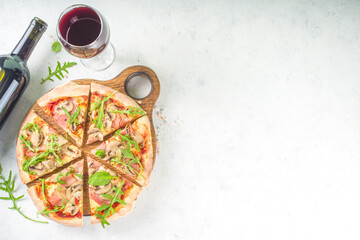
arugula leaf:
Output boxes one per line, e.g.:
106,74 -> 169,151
88,171 -> 118,186
38,203 -> 65,217
0,162 -> 47,223
51,41 -> 62,53
111,143 -> 143,180
41,61 -> 77,84
22,151 -> 49,174
62,106 -> 80,126
94,180 -> 126,228
48,134 -> 62,165
39,178 -> 48,204
19,134 -> 35,152
108,106 -> 145,118
91,91 -> 117,129
114,131 -> 140,151
65,167 -> 83,179
22,123 -> 40,133
95,149 -> 106,159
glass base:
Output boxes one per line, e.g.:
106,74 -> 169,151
80,43 -> 115,71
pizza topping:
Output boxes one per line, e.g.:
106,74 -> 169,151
28,162 -> 45,175
65,182 -> 82,200
102,140 -> 123,161
29,131 -> 43,147
42,158 -> 58,170
64,200 -> 79,216
94,182 -> 112,195
54,100 -> 74,115
94,180 -> 127,228
61,146 -> 78,158
87,126 -> 103,143
91,91 -> 117,130
88,171 -> 118,186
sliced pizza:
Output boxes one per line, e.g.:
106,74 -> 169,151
91,116 -> 153,186
16,111 -> 81,184
87,157 -> 142,227
37,82 -> 89,146
86,83 -> 146,144
27,160 -> 84,227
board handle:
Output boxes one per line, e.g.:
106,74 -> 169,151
113,65 -> 160,105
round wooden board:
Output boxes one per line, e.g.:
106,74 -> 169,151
19,65 -> 160,216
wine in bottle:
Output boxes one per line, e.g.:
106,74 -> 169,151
0,17 -> 47,130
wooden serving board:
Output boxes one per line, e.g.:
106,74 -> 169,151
21,65 -> 160,216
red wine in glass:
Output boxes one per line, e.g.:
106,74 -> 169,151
57,5 -> 114,70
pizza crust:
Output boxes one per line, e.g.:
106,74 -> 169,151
16,111 -> 38,183
91,83 -> 141,108
90,182 -> 142,224
132,116 -> 154,187
37,82 -> 90,107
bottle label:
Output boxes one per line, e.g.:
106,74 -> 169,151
0,80 -> 19,114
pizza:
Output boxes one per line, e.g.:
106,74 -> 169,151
16,110 -> 81,184
86,83 -> 145,144
91,116 -> 153,186
27,160 -> 83,227
87,157 -> 141,226
16,81 -> 156,227
37,82 -> 89,146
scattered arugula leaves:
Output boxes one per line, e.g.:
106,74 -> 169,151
51,41 -> 62,53
41,61 -> 77,84
88,171 -> 118,186
38,202 -> 65,217
39,178 -> 48,205
95,149 -> 106,159
19,134 -> 35,152
22,134 -> 62,174
94,180 -> 126,228
65,167 -> 83,179
108,106 -> 145,118
22,123 -> 40,133
62,106 -> 80,126
111,142 -> 143,179
91,91 -> 117,129
0,162 -> 47,223
114,131 -> 140,151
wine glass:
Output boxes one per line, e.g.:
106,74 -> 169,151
57,4 -> 115,71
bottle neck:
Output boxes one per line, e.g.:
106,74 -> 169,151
11,17 -> 47,62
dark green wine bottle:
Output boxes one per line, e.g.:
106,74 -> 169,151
0,17 -> 47,130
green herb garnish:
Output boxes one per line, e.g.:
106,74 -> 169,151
62,106 -> 80,126
39,178 -> 48,205
22,123 -> 40,133
94,180 -> 126,228
65,167 -> 83,179
22,134 -> 62,174
0,162 -> 47,223
88,171 -> 118,186
51,41 -> 62,53
41,61 -> 77,84
38,203 -> 65,217
19,134 -> 35,152
114,131 -> 140,151
111,143 -> 143,179
108,106 -> 145,118
91,91 -> 117,130
95,149 -> 106,159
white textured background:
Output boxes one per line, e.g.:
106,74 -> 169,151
1,0 -> 360,239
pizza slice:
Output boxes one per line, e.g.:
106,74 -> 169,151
27,160 -> 84,227
86,83 -> 146,144
87,157 -> 142,227
37,82 -> 89,146
16,111 -> 81,184
91,116 -> 153,186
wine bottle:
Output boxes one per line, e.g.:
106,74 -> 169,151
0,17 -> 47,130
